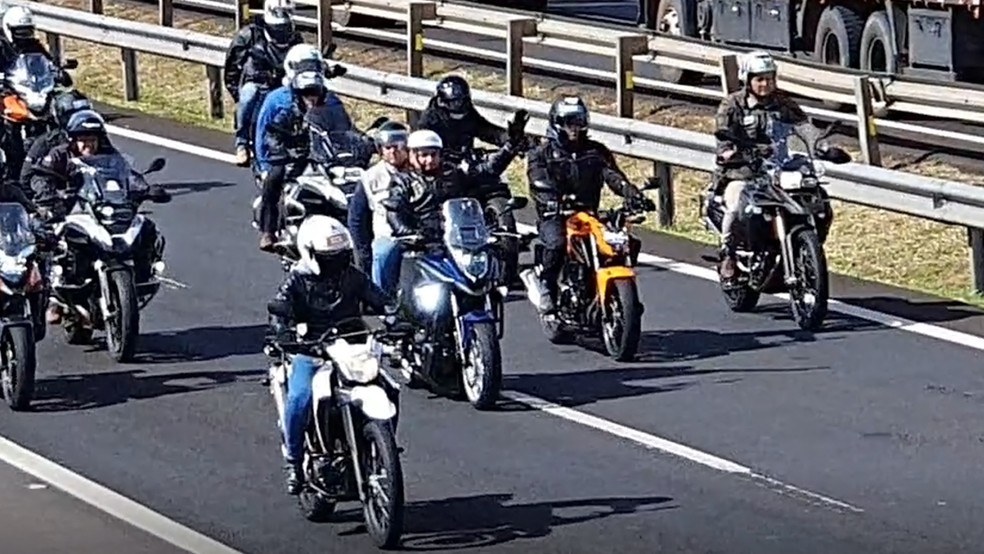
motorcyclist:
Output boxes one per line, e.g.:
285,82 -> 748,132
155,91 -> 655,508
254,67 -> 353,251
713,50 -> 807,283
347,121 -> 409,295
20,89 -> 96,190
29,110 -> 169,324
527,96 -> 655,314
265,214 -> 393,495
224,0 -> 303,166
382,111 -> 528,249
0,6 -> 71,85
417,75 -> 510,162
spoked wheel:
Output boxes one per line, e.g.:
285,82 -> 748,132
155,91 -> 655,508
0,325 -> 36,411
105,270 -> 139,362
361,420 -> 404,550
461,321 -> 502,410
600,279 -> 642,362
788,229 -> 829,331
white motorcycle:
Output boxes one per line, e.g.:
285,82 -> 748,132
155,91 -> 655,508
263,315 -> 409,549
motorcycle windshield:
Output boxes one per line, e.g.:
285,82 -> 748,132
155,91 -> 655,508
8,53 -> 55,95
73,154 -> 134,206
441,198 -> 489,252
0,202 -> 35,259
768,118 -> 823,168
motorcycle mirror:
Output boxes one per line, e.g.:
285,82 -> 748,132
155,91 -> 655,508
507,196 -> 529,211
63,58 -> 79,70
328,64 -> 347,78
145,158 -> 166,174
643,176 -> 661,190
322,43 -> 337,58
819,146 -> 851,164
368,116 -> 389,130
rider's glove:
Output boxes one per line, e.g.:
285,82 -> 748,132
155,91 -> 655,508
507,110 -> 530,145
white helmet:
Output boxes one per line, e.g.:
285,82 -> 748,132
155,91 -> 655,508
262,0 -> 295,46
407,130 -> 443,151
739,50 -> 777,83
283,43 -> 323,83
2,6 -> 34,43
296,215 -> 353,275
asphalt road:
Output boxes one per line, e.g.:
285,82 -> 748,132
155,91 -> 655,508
3,114 -> 984,553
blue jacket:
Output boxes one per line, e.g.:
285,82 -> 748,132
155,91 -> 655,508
347,181 -> 372,272
254,86 -> 354,173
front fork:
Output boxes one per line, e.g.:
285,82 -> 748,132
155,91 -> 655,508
773,214 -> 798,286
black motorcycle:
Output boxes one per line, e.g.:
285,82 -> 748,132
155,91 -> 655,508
705,120 -> 850,331
48,154 -> 170,361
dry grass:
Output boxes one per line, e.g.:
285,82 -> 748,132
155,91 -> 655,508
47,0 -> 980,305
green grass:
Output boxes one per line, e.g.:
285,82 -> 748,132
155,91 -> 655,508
47,0 -> 984,307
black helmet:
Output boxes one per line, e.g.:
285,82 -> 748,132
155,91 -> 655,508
65,109 -> 106,139
546,96 -> 589,146
435,75 -> 471,120
53,90 -> 92,129
374,120 -> 408,148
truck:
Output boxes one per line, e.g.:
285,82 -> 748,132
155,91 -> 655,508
638,0 -> 984,85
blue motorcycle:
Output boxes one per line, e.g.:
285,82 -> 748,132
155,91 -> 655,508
392,196 -> 527,410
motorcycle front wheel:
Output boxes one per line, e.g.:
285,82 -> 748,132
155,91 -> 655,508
788,229 -> 829,331
461,321 -> 502,410
361,420 -> 404,550
0,325 -> 36,411
106,270 -> 140,362
601,279 -> 642,362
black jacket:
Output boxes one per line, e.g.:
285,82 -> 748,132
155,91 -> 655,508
417,99 -> 509,162
222,15 -> 303,99
20,128 -> 65,188
383,144 -> 518,238
267,265 -> 391,339
526,137 -> 633,217
28,141 -> 118,208
714,90 -> 807,182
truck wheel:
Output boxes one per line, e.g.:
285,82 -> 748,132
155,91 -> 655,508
814,5 -> 863,109
860,11 -> 897,74
649,0 -> 702,85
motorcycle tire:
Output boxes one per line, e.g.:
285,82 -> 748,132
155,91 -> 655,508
721,282 -> 760,313
461,321 -> 502,410
601,279 -> 642,362
0,325 -> 36,411
788,229 -> 829,331
106,270 -> 140,363
361,420 -> 405,549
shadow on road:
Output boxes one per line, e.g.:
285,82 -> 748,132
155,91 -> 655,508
503,362 -> 826,408
835,296 -> 984,324
30,368 -> 265,412
160,180 -> 238,197
133,324 -> 268,363
333,493 -> 675,550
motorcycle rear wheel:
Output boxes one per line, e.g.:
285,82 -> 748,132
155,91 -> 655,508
788,229 -> 829,331
361,420 -> 405,549
0,325 -> 36,411
601,279 -> 642,362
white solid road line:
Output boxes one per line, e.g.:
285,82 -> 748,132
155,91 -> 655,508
103,123 -> 871,513
0,434 -> 248,554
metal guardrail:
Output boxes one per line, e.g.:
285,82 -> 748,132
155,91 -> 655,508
23,1 -> 984,294
39,0 -> 984,166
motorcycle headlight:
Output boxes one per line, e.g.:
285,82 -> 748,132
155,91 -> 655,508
451,248 -> 490,281
99,205 -> 115,218
413,282 -> 444,312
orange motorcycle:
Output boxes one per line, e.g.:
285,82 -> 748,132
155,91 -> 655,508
520,181 -> 658,361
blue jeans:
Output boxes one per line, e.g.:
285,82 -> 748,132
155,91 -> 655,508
284,354 -> 320,463
235,82 -> 263,149
372,237 -> 403,296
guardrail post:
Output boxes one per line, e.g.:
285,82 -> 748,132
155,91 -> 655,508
505,18 -> 536,97
969,228 -> 984,295
615,35 -> 648,118
159,0 -> 174,27
406,2 -> 436,126
235,0 -> 251,29
205,66 -> 224,120
654,161 -> 674,227
45,32 -> 63,65
853,76 -> 882,166
317,0 -> 333,55
121,49 -> 139,102
88,0 -> 104,14
719,54 -> 740,95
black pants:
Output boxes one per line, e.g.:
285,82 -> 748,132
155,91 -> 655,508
260,165 -> 287,234
538,217 -> 566,295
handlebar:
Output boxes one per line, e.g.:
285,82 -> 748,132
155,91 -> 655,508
268,315 -> 412,355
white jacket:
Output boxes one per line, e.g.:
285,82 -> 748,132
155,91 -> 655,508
362,160 -> 401,239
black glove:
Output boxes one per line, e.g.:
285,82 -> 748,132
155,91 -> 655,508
507,110 -> 529,144
623,184 -> 655,212
146,185 -> 171,203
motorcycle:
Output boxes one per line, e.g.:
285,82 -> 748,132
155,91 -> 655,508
263,315 -> 407,549
2,54 -> 78,175
392,196 -> 528,410
704,119 -> 850,331
48,154 -> 170,362
0,203 -> 47,411
519,182 -> 658,362
251,124 -> 378,268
